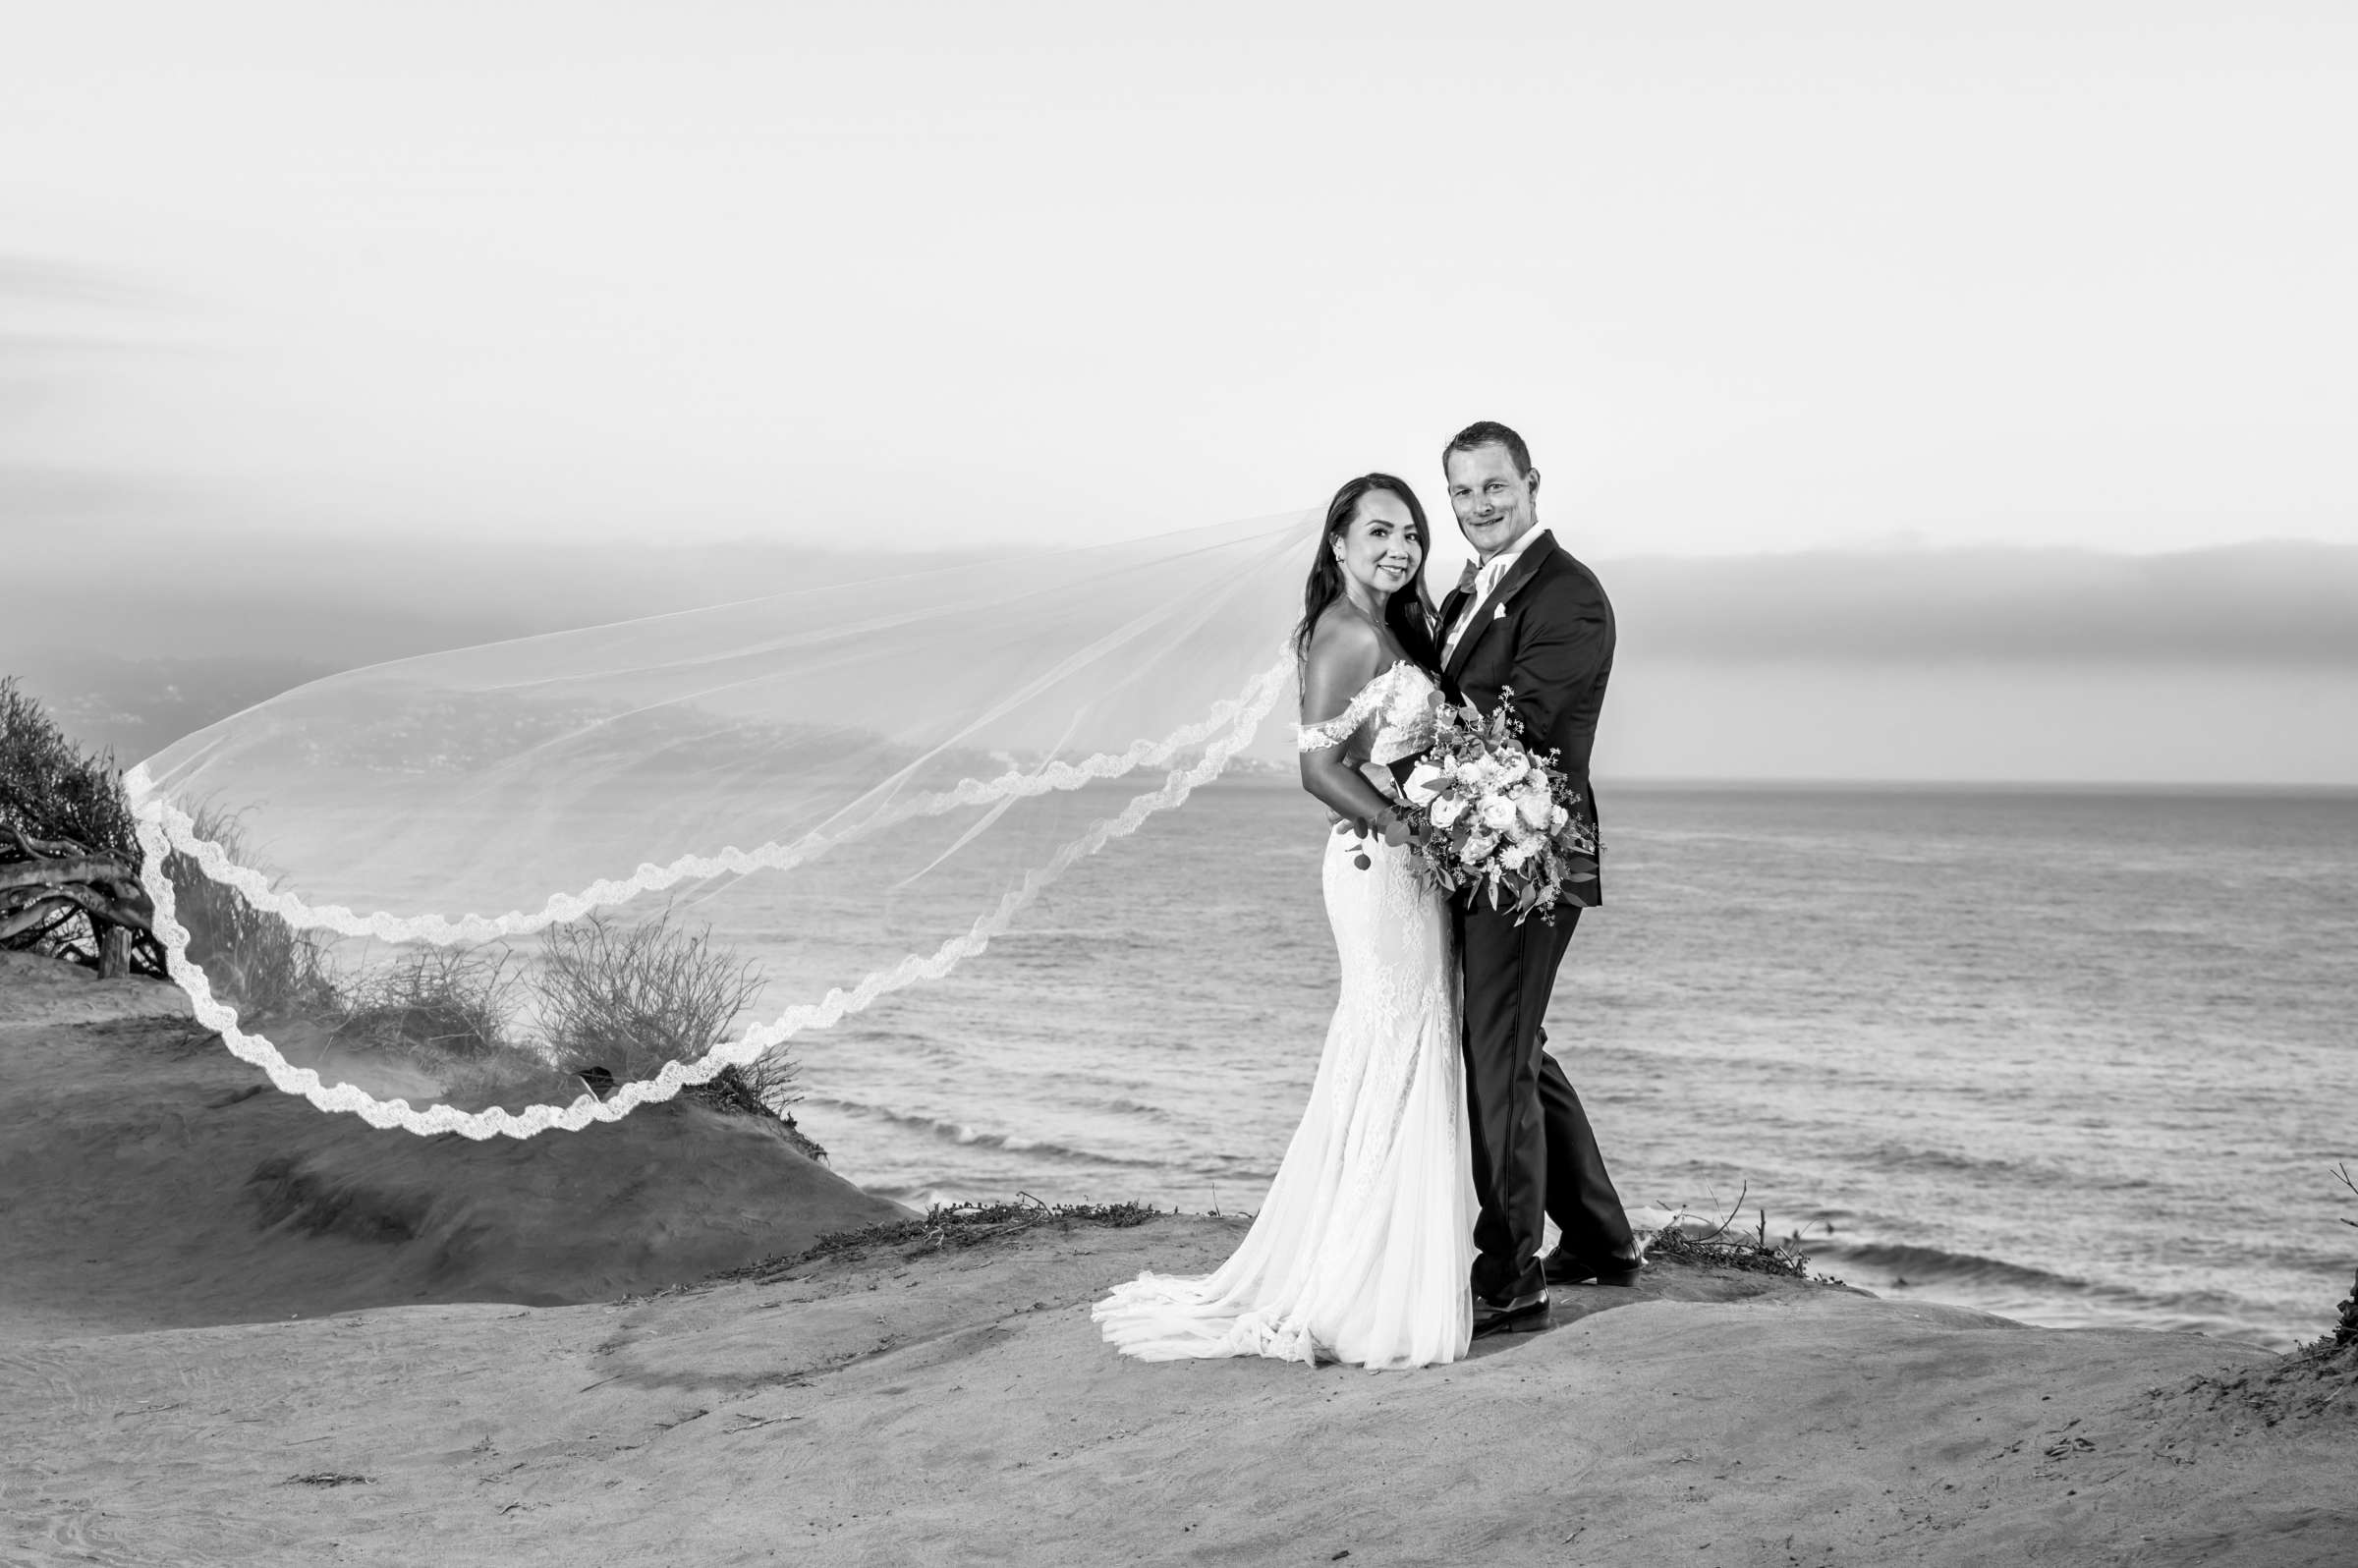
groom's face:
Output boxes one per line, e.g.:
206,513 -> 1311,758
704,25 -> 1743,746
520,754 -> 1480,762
1444,443 -> 1541,562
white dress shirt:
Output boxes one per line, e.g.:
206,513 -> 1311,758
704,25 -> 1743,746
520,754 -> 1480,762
1441,527 -> 1546,667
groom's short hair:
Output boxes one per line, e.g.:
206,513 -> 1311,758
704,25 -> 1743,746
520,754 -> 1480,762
1442,420 -> 1534,479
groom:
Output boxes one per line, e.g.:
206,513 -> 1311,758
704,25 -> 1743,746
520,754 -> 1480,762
1433,420 -> 1641,1334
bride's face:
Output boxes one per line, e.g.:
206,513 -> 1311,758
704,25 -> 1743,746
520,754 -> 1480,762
1332,491 -> 1425,599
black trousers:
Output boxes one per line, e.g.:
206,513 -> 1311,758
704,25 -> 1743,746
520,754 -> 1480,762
1456,902 -> 1634,1304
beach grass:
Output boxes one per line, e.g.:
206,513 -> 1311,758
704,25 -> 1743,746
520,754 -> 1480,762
165,803 -> 342,1019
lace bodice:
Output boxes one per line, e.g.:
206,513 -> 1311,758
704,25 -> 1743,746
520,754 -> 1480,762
1294,660 -> 1439,768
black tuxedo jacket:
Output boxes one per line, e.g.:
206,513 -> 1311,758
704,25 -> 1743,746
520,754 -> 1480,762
1434,530 -> 1611,908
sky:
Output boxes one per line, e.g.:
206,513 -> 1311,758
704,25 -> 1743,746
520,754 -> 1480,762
6,5 -> 2357,782
5,2 -> 2356,563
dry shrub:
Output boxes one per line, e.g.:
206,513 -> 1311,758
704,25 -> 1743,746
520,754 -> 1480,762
334,946 -> 519,1057
0,676 -> 159,973
690,1043 -> 807,1119
0,676 -> 140,858
1642,1184 -> 1823,1281
535,908 -> 796,1118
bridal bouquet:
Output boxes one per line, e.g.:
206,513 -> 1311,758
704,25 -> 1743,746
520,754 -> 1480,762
1399,690 -> 1597,924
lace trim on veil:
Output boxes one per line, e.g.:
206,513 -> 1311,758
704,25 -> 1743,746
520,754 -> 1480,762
127,652 -> 1294,1140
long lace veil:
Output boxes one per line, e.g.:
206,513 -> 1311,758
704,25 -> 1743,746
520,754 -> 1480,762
127,512 -> 1319,1138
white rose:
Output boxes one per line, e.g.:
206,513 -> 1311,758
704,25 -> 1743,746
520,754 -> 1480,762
1465,831 -> 1497,863
1479,796 -> 1519,833
1550,804 -> 1570,831
1431,794 -> 1468,830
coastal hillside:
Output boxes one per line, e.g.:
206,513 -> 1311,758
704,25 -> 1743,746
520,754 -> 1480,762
0,953 -> 906,1337
2,956 -> 2349,1564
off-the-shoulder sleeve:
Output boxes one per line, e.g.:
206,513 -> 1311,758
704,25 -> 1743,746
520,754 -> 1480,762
1295,675 -> 1389,753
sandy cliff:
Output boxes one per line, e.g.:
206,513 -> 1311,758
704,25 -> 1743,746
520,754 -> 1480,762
0,953 -> 905,1338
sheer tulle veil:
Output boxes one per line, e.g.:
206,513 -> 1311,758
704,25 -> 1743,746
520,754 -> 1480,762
128,511 -> 1323,1138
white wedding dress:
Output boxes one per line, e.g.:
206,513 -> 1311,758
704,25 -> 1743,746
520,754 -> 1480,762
1094,661 -> 1477,1370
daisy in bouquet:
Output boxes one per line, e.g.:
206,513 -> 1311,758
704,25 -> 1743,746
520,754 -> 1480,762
1399,688 -> 1598,924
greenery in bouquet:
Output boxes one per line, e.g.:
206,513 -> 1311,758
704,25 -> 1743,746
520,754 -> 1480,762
1399,689 -> 1596,924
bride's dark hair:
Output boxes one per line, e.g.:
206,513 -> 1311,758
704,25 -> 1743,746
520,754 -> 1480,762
1294,473 -> 1438,670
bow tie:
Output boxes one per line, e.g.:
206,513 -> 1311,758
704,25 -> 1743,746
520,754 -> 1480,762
1454,560 -> 1481,595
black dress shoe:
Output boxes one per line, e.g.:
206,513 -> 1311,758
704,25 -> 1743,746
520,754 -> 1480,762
1471,1289 -> 1550,1338
1543,1251 -> 1646,1288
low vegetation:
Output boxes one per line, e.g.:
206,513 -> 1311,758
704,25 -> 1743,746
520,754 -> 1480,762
332,946 -> 519,1057
167,802 -> 341,1019
2330,1162 -> 2357,1354
536,909 -> 800,1120
0,676 -> 164,977
3,675 -> 803,1124
710,1197 -> 1164,1285
1642,1186 -> 1825,1281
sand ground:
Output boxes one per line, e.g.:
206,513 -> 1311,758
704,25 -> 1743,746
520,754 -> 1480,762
2,956 -> 2350,1567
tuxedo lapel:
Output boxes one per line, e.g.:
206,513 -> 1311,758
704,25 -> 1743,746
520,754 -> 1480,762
1434,587 -> 1470,655
1443,531 -> 1558,686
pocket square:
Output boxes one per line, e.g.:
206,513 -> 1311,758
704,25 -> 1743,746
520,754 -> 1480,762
1491,604 -> 1507,620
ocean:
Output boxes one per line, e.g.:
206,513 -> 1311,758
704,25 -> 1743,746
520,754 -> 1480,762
776,780 -> 2355,1352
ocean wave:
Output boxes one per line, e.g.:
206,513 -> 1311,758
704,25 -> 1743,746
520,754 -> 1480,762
1854,1144 -> 2020,1179
803,1096 -> 1166,1169
1817,1240 -> 2077,1293
1850,1143 -> 2158,1193
1815,1239 -> 2274,1325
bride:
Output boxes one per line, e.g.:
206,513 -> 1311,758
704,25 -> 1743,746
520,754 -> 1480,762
1093,474 -> 1477,1370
